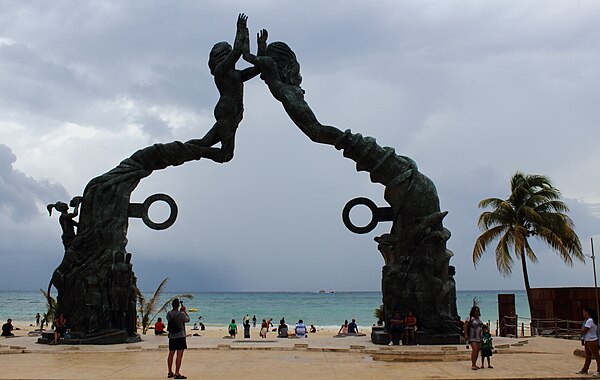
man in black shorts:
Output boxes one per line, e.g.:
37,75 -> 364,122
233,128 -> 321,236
166,298 -> 190,379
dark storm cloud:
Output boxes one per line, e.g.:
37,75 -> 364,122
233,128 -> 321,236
1,1 -> 600,291
0,143 -> 67,222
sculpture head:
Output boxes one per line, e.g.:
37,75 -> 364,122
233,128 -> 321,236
469,306 -> 480,318
266,42 -> 302,86
448,265 -> 456,276
208,41 -> 232,75
47,201 -> 69,216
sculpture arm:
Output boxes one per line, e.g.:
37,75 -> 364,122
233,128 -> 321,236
215,13 -> 246,74
240,29 -> 267,81
67,196 -> 83,219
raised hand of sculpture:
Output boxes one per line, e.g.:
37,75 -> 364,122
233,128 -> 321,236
47,196 -> 83,250
186,13 -> 265,163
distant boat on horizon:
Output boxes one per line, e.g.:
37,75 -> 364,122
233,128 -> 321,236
318,289 -> 335,294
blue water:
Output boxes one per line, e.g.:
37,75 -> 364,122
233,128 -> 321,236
0,290 -> 529,328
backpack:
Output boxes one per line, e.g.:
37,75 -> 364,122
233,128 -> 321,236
167,312 -> 182,334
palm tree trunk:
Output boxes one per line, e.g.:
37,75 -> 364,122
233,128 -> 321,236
520,247 -> 536,328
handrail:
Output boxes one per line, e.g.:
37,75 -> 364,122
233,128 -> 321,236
495,315 -> 584,338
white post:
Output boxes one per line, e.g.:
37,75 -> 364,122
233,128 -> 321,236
592,237 -> 599,319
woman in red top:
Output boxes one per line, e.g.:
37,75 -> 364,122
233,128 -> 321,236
404,311 -> 417,345
155,317 -> 167,335
260,319 -> 269,338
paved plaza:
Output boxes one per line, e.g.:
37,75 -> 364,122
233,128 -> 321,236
0,335 -> 593,379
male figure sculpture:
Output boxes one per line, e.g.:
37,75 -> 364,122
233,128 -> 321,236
187,13 -> 265,163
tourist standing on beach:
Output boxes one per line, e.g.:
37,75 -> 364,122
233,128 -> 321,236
252,315 -> 257,327
260,319 -> 268,338
243,320 -> 251,338
35,313 -> 40,327
464,306 -> 483,370
480,325 -> 493,369
243,314 -> 250,325
166,298 -> 190,379
228,319 -> 238,338
577,307 -> 600,376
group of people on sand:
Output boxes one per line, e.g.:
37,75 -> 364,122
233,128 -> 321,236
338,319 -> 361,336
2,314 -> 67,346
388,311 -> 417,345
223,316 -> 316,339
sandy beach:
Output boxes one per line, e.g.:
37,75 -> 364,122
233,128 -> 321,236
4,319 -> 370,346
1,320 -> 593,379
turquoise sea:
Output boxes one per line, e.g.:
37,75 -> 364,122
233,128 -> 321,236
0,290 -> 529,328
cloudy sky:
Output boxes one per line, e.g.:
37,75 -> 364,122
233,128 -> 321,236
1,1 -> 600,293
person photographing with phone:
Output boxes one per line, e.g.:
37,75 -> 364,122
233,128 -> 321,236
166,298 -> 190,379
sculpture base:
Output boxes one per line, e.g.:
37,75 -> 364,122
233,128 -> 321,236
415,331 -> 463,345
371,326 -> 462,345
37,330 -> 141,345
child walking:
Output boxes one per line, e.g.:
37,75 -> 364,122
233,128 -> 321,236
480,325 -> 494,369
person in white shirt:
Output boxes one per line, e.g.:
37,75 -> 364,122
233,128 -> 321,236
577,307 -> 600,376
295,320 -> 307,338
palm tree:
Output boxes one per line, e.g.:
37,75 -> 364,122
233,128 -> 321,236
473,172 -> 584,318
137,278 -> 193,334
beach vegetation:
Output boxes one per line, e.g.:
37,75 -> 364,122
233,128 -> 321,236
39,288 -> 56,330
473,172 -> 584,318
137,277 -> 193,334
374,305 -> 384,322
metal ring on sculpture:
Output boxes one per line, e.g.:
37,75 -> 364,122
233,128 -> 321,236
342,197 -> 394,234
342,197 -> 380,234
140,193 -> 178,230
124,193 -> 179,230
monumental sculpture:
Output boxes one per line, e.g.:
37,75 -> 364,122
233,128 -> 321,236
46,14 -> 459,344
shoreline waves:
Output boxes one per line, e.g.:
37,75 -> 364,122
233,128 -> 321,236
1,290 -> 530,329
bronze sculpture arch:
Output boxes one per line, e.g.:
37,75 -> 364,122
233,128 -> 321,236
45,14 -> 459,344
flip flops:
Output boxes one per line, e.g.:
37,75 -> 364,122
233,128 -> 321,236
167,372 -> 174,378
174,375 -> 187,379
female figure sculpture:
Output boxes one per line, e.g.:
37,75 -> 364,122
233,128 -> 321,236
243,27 -> 458,337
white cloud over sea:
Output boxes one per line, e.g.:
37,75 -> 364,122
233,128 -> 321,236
1,1 -> 600,293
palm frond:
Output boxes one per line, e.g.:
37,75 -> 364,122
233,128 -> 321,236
473,225 -> 507,266
478,197 -> 505,209
137,277 -> 171,334
477,207 -> 514,230
155,294 -> 194,318
495,231 -> 514,277
523,239 -> 538,264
